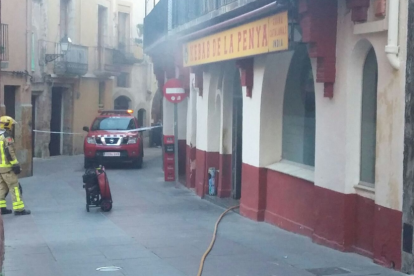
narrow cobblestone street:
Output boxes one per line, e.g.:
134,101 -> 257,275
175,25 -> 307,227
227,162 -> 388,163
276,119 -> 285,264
2,149 -> 404,276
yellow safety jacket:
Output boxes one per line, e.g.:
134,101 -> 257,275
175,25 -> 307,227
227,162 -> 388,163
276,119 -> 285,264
0,131 -> 18,173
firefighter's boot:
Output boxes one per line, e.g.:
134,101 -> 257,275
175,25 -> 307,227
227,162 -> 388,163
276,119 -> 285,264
14,209 -> 31,216
1,208 -> 11,215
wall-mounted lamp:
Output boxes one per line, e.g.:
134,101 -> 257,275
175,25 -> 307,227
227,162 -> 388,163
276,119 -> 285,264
45,35 -> 72,63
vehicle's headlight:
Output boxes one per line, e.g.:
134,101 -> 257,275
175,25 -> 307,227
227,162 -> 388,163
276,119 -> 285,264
87,137 -> 96,144
127,137 -> 138,144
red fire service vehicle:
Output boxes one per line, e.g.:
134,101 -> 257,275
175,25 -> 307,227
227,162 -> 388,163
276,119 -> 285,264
83,110 -> 144,169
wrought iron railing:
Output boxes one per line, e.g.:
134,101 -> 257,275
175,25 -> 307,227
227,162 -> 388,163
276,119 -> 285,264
94,47 -> 114,71
171,0 -> 238,29
0,24 -> 9,61
56,43 -> 88,64
144,0 -> 258,50
143,0 -> 168,50
54,43 -> 88,75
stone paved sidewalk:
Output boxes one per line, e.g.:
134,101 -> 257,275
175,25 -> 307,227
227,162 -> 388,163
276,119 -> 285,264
2,149 -> 403,276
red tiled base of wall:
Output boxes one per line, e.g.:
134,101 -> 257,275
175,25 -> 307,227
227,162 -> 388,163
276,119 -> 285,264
239,163 -> 402,270
218,154 -> 232,198
193,149 -> 233,198
178,140 -> 186,176
186,145 -> 196,189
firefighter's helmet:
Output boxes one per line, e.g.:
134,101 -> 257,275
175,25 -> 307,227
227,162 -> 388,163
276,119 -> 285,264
0,116 -> 17,130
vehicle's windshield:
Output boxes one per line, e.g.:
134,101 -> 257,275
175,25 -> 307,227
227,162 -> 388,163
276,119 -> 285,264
91,117 -> 136,131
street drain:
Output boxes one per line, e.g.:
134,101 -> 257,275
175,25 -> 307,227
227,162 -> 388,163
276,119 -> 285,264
96,266 -> 122,272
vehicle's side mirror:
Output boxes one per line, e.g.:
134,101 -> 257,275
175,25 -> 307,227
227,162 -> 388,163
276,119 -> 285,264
83,126 -> 90,132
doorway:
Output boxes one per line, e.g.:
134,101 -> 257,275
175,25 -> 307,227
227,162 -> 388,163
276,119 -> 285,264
232,71 -> 243,200
114,96 -> 130,110
4,86 -> 16,137
49,88 -> 63,156
138,108 -> 146,127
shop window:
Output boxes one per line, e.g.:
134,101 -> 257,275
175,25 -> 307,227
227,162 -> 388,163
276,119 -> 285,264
360,49 -> 378,185
282,46 -> 316,166
117,73 -> 130,88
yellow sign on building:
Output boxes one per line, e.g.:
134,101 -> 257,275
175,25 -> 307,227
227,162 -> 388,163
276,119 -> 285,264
183,11 -> 288,67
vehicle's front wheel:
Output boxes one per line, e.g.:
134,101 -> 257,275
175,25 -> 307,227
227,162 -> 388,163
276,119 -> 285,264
133,155 -> 143,169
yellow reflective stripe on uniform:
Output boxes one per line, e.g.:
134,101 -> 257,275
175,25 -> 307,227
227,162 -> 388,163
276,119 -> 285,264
0,141 -> 6,167
13,186 -> 24,210
0,139 -> 17,168
9,159 -> 18,165
15,186 -> 21,202
12,202 -> 24,210
0,200 -> 6,208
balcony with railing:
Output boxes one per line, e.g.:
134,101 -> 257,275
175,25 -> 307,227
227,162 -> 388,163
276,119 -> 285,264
143,0 -> 168,50
54,43 -> 88,76
171,0 -> 239,29
0,24 -> 9,62
144,0 -> 273,52
113,38 -> 143,65
40,40 -> 88,76
93,46 -> 122,78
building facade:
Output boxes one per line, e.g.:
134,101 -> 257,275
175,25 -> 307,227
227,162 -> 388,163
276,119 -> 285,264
112,0 -> 158,148
145,0 -> 409,271
31,0 -> 146,158
0,0 -> 33,177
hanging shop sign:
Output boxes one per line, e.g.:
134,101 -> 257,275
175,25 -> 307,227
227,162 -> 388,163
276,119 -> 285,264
183,11 -> 288,67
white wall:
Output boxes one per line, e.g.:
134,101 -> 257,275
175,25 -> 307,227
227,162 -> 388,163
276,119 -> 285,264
196,71 -> 211,152
196,64 -> 227,153
178,98 -> 188,140
259,51 -> 293,167
163,98 -> 174,136
220,62 -> 237,155
187,73 -> 197,147
241,57 -> 265,167
337,0 -> 407,210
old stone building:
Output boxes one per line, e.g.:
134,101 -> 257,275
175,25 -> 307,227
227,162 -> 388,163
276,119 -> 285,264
31,0 -> 150,157
0,0 -> 33,177
112,0 -> 158,147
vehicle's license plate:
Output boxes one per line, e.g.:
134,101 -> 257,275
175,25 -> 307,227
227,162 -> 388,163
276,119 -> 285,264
104,152 -> 120,157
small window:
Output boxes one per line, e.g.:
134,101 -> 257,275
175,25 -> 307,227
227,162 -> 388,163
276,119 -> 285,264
117,73 -> 130,88
118,12 -> 129,50
360,48 -> 378,185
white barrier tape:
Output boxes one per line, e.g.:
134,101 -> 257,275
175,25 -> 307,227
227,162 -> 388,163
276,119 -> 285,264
104,126 -> 161,133
33,125 -> 162,135
33,130 -> 83,135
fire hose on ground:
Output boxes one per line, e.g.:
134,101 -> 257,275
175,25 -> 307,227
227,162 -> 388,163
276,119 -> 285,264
197,205 -> 240,276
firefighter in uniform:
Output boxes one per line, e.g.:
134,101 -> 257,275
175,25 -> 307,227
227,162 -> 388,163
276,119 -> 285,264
0,116 -> 30,216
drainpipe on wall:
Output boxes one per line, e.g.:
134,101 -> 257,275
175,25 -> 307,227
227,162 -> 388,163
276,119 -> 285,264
385,0 -> 400,70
